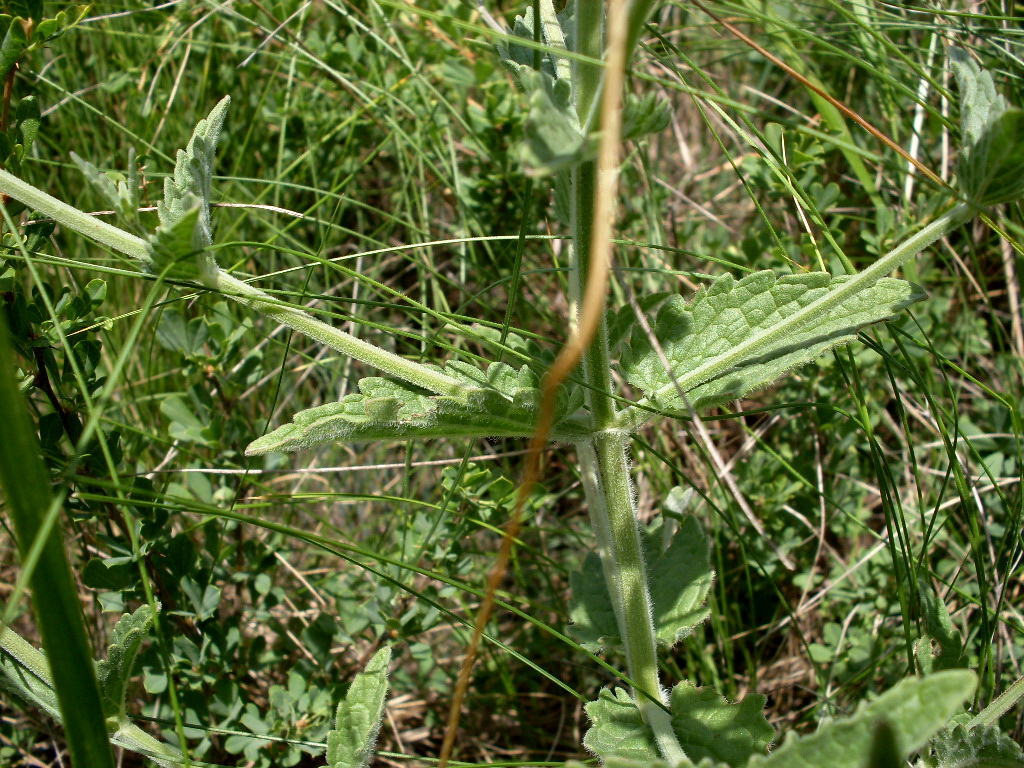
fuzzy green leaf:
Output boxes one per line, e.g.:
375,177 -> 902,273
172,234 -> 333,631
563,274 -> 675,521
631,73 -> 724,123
748,670 -> 977,768
496,0 -> 571,85
159,96 -> 230,243
570,516 -> 713,651
619,271 -> 925,411
146,195 -> 209,280
519,68 -> 593,175
246,361 -> 588,454
915,580 -> 964,675
96,605 -> 156,723
145,98 -> 230,281
72,146 -> 141,228
949,48 -> 1024,206
0,624 -> 61,722
921,724 -> 1024,768
583,682 -> 773,766
326,646 -> 392,768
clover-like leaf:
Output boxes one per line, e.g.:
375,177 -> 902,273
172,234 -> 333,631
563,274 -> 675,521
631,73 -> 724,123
949,48 -> 1024,206
570,515 -> 713,652
326,646 -> 391,768
96,605 -> 156,724
583,682 -> 773,767
748,670 -> 977,768
921,723 -> 1024,768
246,361 -> 588,455
619,271 -> 925,411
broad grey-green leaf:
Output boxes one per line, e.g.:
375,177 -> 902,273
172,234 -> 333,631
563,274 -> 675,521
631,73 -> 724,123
326,646 -> 391,768
619,271 -> 925,411
96,605 -> 156,723
246,361 -> 588,454
922,723 -> 1024,768
748,670 -> 977,768
569,516 -> 713,652
949,48 -> 1024,206
583,683 -> 773,766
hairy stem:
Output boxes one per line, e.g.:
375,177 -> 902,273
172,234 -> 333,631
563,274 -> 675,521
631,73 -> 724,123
0,169 -> 469,399
569,0 -> 688,762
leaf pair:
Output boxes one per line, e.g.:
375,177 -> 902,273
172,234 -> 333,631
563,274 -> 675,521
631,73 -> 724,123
582,671 -> 977,768
497,0 -> 669,175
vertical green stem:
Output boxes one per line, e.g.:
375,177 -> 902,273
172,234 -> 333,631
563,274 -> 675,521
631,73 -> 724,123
568,3 -> 688,762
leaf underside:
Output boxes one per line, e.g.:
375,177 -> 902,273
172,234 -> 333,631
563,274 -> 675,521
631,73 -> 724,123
618,270 -> 926,411
246,360 -> 586,455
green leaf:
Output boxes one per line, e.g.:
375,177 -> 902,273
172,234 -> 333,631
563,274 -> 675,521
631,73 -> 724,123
326,646 -> 392,768
622,93 -> 672,142
915,580 -> 964,675
583,682 -> 773,766
923,723 -> 1024,768
156,95 -> 231,264
0,15 -> 29,78
495,0 -> 572,87
619,271 -> 926,411
8,1 -> 42,23
748,670 -> 977,768
147,195 -> 209,281
72,146 -> 142,227
570,515 -> 713,652
949,48 -> 1024,206
519,68 -> 594,176
245,361 -> 588,455
15,95 -> 39,153
96,605 -> 156,723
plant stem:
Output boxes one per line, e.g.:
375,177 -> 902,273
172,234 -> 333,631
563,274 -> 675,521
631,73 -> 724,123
209,271 -> 470,397
568,0 -> 688,761
0,168 -> 469,399
0,168 -> 153,263
968,674 -> 1024,729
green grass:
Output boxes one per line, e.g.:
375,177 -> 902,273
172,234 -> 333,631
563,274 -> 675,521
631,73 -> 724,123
1,1 -> 1022,766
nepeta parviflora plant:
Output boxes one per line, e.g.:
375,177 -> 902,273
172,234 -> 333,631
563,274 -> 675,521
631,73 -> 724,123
2,2 -> 1024,767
